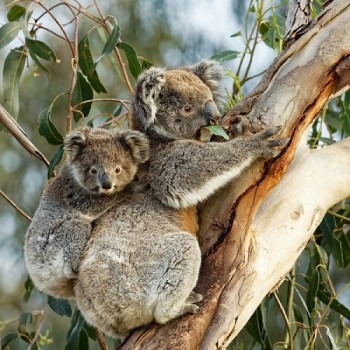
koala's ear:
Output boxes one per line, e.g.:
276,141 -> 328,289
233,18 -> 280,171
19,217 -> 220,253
64,127 -> 89,160
133,67 -> 166,132
121,130 -> 150,164
186,59 -> 224,105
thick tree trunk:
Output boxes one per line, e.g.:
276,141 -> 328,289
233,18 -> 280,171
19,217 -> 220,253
119,1 -> 350,349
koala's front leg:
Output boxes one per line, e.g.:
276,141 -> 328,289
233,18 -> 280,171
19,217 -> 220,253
62,216 -> 92,277
149,126 -> 288,209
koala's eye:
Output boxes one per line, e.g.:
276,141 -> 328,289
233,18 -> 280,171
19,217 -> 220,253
89,167 -> 98,175
115,166 -> 122,174
183,105 -> 192,113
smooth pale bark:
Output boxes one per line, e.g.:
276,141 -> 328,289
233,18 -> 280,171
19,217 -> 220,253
119,1 -> 350,349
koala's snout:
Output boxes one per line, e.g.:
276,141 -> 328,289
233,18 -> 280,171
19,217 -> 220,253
204,101 -> 221,125
100,172 -> 113,190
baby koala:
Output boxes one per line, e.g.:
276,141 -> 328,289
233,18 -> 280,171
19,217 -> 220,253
24,127 -> 149,298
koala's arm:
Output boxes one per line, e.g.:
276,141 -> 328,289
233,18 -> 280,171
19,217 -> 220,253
24,181 -> 93,297
148,128 -> 287,209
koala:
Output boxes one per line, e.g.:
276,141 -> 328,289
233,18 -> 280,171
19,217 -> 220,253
24,127 -> 149,298
74,60 -> 288,337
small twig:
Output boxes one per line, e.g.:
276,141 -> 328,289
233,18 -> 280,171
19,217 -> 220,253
31,1 -> 75,55
66,10 -> 79,134
0,189 -> 32,222
73,98 -> 132,111
0,104 -> 49,167
273,291 -> 294,350
94,327 -> 109,350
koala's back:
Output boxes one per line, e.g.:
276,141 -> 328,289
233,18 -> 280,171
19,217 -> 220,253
75,191 -> 200,336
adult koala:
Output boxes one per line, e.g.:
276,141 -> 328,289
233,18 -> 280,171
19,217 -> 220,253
75,60 -> 287,337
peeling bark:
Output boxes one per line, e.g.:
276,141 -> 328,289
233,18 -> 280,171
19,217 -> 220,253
118,1 -> 350,349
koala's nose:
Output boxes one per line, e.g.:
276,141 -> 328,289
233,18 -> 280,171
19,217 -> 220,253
100,173 -> 113,190
204,101 -> 221,125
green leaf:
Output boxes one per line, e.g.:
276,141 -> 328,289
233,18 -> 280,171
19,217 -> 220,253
306,269 -> 320,313
97,22 -> 121,62
211,50 -> 240,62
38,107 -> 64,145
140,58 -> 153,70
3,46 -> 26,118
317,287 -> 350,321
117,42 -> 142,78
48,145 -> 64,179
26,38 -> 56,61
245,302 -> 273,350
18,312 -> 32,343
48,296 -> 72,317
65,309 -> 86,350
1,333 -> 18,349
78,36 -> 95,76
202,125 -> 230,140
320,213 -> 344,268
29,50 -> 49,73
230,31 -> 242,38
72,72 -> 93,121
78,36 -> 107,93
23,276 -> 34,303
7,5 -> 27,22
0,22 -> 21,49
79,330 -> 89,350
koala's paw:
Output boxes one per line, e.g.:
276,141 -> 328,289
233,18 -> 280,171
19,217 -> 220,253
250,126 -> 289,159
186,292 -> 203,304
181,292 -> 203,316
182,303 -> 201,316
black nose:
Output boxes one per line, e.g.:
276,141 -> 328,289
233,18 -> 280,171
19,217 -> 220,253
204,101 -> 221,125
100,173 -> 112,190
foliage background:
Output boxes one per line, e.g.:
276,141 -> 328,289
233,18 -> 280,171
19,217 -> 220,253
0,0 -> 349,349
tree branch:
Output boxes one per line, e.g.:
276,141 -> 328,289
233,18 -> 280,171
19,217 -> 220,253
0,104 -> 49,167
118,1 -> 350,348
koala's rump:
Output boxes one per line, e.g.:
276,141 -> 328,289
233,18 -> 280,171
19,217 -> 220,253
75,194 -> 199,336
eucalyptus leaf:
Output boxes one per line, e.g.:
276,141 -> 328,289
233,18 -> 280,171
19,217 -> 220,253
202,124 -> 230,139
26,38 -> 57,61
78,36 -> 107,93
211,50 -> 240,62
306,269 -> 320,313
320,213 -> 344,268
18,312 -> 32,343
3,46 -> 26,118
117,42 -> 142,78
48,295 -> 72,317
78,36 -> 95,76
65,309 -> 86,350
1,333 -> 18,349
245,302 -> 273,350
72,72 -> 93,121
0,22 -> 21,49
97,22 -> 121,62
48,145 -> 64,179
23,276 -> 34,303
38,107 -> 64,145
7,5 -> 26,22
29,50 -> 50,73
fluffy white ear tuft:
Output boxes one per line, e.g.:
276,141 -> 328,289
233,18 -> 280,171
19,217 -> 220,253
120,130 -> 150,164
64,127 -> 89,160
133,67 -> 166,132
186,59 -> 224,106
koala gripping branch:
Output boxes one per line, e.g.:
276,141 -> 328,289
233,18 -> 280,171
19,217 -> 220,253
118,1 -> 350,349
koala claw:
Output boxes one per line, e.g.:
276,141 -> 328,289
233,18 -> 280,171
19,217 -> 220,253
182,303 -> 201,316
186,291 -> 203,304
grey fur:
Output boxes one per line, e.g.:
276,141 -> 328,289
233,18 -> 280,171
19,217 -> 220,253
75,60 -> 288,337
24,127 -> 149,298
